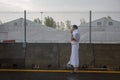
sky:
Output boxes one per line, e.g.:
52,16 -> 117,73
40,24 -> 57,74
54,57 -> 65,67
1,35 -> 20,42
0,0 -> 120,25
0,0 -> 120,11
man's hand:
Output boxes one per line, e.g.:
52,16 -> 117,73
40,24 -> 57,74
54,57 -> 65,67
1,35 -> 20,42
71,35 -> 77,41
71,37 -> 77,41
70,29 -> 73,34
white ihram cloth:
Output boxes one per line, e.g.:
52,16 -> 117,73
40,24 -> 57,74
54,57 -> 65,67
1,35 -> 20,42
68,29 -> 80,67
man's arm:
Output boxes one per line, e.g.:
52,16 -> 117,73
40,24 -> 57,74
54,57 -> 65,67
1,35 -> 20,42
70,29 -> 77,41
71,34 -> 77,41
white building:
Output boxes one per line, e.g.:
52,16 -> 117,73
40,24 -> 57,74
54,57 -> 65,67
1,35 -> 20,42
0,18 -> 70,43
79,17 -> 120,43
0,17 -> 120,43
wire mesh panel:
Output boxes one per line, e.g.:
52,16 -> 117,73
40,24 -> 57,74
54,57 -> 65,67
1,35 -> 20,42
25,11 -> 90,69
25,11 -> 90,43
0,11 -> 25,68
0,11 -> 120,70
91,11 -> 120,43
0,11 -> 25,43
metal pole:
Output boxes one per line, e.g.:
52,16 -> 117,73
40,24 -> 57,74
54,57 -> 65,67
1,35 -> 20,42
89,10 -> 92,43
24,10 -> 26,43
40,12 -> 43,24
23,10 -> 27,68
89,10 -> 95,68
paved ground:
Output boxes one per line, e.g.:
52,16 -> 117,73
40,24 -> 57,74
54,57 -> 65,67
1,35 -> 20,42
0,69 -> 120,80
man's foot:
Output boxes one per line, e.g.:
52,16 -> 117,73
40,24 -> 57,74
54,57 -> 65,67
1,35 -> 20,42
74,67 -> 78,72
70,69 -> 78,74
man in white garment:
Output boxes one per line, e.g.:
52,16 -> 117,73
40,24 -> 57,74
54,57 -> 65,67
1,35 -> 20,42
68,25 -> 80,73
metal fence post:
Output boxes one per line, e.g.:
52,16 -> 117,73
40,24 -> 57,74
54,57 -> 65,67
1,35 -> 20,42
23,10 -> 27,68
89,10 -> 92,43
89,10 -> 96,68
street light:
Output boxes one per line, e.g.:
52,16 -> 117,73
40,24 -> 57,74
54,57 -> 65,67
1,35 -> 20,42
40,12 -> 43,24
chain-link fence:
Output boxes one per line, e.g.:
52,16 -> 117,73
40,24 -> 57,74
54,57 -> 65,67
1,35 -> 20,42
0,11 -> 120,43
0,11 -> 120,70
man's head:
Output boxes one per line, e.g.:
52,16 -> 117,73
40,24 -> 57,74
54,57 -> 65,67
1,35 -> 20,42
70,25 -> 78,33
72,25 -> 78,30
71,25 -> 78,31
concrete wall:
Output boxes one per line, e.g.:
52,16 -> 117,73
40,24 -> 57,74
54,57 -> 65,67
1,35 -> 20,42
0,43 -> 25,68
0,43 -> 120,69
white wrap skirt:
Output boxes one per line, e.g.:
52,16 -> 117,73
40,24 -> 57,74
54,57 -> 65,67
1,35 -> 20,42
68,43 -> 79,67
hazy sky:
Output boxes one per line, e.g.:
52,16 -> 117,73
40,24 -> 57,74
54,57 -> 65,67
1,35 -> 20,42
0,0 -> 120,25
0,0 -> 120,11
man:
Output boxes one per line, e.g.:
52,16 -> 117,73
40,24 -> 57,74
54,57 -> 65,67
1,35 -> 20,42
68,25 -> 80,73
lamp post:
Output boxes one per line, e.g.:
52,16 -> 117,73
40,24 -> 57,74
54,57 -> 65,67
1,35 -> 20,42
40,12 -> 43,24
